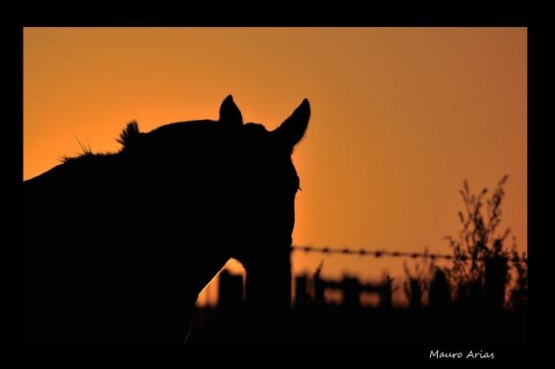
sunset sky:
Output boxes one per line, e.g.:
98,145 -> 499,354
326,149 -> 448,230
24,28 -> 527,304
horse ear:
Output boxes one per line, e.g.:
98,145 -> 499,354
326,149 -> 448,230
219,95 -> 243,126
273,99 -> 310,149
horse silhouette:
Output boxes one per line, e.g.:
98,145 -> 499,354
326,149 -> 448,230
24,95 -> 310,342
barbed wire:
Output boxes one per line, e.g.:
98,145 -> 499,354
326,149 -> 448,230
291,245 -> 527,263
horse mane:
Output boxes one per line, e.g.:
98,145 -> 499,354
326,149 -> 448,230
59,121 -> 142,166
26,117 -> 270,188
61,119 -> 218,162
116,120 -> 141,147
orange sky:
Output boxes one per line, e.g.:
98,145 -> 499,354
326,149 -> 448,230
24,28 -> 527,304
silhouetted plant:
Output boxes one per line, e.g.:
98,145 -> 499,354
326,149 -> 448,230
509,236 -> 528,310
444,175 -> 526,307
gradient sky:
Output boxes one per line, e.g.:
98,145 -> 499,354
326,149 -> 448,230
24,28 -> 527,305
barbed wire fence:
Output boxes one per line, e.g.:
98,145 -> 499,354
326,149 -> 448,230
291,245 -> 528,263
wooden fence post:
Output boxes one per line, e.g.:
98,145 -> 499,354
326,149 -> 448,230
485,256 -> 508,310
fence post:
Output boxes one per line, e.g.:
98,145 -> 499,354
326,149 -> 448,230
217,270 -> 245,338
407,278 -> 422,309
294,275 -> 309,307
341,277 -> 361,308
485,256 -> 508,310
314,275 -> 325,305
429,269 -> 450,310
218,269 -> 244,309
380,276 -> 394,310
